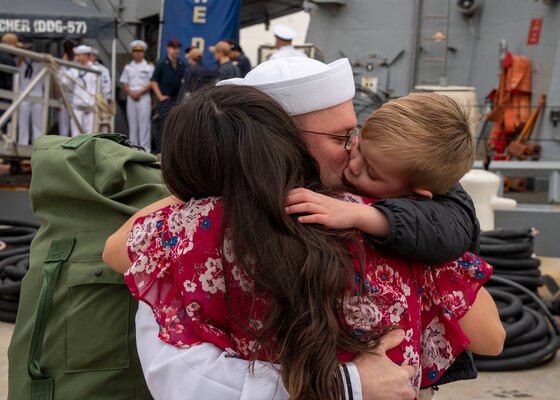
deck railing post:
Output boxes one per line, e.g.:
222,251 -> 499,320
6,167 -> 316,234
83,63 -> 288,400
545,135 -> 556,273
549,171 -> 560,204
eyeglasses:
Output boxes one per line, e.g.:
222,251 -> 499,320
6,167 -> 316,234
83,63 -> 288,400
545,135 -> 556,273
302,128 -> 360,151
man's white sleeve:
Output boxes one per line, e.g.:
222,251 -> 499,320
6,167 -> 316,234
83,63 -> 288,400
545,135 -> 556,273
341,363 -> 363,400
135,302 -> 290,400
119,65 -> 129,85
58,66 -> 75,90
101,66 -> 112,99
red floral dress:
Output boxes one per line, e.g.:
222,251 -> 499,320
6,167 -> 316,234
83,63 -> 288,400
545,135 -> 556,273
124,195 -> 492,392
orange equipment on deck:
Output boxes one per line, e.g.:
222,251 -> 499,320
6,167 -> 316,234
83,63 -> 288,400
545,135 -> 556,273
487,52 -> 532,159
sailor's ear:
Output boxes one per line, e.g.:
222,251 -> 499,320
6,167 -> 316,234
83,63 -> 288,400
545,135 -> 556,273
410,188 -> 433,200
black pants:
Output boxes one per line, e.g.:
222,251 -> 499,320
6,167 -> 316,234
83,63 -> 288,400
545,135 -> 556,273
155,98 -> 175,154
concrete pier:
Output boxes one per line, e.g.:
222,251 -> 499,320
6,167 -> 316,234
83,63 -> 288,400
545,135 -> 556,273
1,258 -> 559,399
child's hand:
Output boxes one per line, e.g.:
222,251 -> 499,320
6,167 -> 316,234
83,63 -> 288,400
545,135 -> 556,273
285,188 -> 363,229
286,188 -> 391,237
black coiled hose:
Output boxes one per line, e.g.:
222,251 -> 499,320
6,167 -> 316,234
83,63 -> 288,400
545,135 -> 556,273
475,227 -> 560,371
474,276 -> 560,371
0,218 -> 39,323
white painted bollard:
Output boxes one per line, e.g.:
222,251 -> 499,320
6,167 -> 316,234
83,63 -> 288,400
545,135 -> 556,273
460,169 -> 517,231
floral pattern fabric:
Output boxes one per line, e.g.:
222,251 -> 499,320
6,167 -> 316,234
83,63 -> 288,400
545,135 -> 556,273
125,195 -> 492,392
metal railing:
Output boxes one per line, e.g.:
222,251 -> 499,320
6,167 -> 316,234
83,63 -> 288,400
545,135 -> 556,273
473,160 -> 560,203
0,43 -> 111,157
0,63 -> 19,146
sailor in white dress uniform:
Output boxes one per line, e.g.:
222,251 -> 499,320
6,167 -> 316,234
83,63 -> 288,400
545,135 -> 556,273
17,53 -> 44,144
90,47 -> 112,101
59,45 -> 100,136
119,40 -> 154,153
269,24 -> 308,60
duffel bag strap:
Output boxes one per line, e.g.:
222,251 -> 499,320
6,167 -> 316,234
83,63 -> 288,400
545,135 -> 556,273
28,237 -> 75,400
61,133 -> 132,149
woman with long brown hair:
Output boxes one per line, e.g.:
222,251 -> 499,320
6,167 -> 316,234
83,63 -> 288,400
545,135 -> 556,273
104,85 -> 502,400
105,84 -> 382,399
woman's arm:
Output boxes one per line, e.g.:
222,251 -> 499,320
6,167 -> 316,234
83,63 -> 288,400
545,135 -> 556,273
459,287 -> 505,356
102,196 -> 182,273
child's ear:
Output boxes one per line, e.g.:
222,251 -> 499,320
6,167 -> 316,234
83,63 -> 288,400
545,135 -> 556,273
410,188 -> 433,200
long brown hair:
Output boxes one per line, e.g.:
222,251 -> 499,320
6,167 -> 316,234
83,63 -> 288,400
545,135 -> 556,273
162,85 -> 381,399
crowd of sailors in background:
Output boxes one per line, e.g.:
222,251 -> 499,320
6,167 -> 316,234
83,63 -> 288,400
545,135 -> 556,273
0,24 -> 307,154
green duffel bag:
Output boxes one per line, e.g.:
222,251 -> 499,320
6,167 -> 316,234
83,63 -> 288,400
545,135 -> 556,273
8,133 -> 167,400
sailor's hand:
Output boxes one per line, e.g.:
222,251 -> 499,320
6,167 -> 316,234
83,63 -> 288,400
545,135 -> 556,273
354,330 -> 416,400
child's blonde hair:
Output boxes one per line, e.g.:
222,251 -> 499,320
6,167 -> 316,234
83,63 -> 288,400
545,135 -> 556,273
361,92 -> 474,195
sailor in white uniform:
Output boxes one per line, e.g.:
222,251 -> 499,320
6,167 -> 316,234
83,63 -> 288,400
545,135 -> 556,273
59,45 -> 100,136
269,24 -> 308,60
119,40 -> 154,152
58,40 -> 77,137
17,50 -> 44,145
90,47 -> 112,100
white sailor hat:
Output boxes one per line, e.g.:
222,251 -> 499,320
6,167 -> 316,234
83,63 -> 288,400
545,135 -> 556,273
273,24 -> 297,41
73,45 -> 92,55
129,40 -> 148,52
217,57 -> 355,116
90,47 -> 99,55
